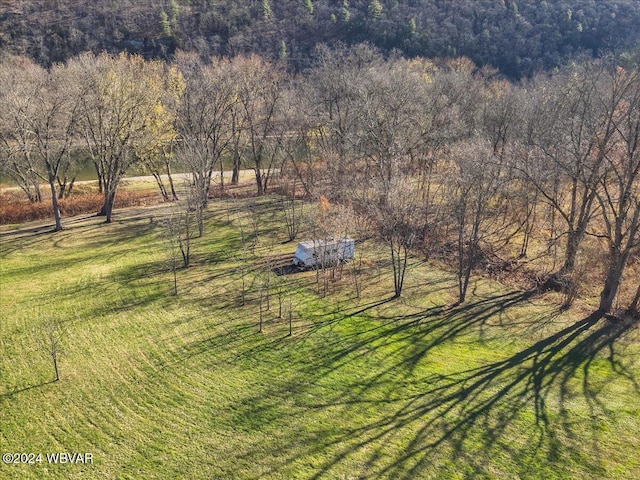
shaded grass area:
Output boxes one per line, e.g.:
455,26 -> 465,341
0,197 -> 639,479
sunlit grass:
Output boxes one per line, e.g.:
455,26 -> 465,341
1,197 -> 638,479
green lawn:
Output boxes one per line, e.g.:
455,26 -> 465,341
1,197 -> 638,479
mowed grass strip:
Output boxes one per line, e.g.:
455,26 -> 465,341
1,197 -> 639,479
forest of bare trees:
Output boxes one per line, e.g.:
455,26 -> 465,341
1,46 -> 638,316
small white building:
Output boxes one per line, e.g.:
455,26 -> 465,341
292,237 -> 355,268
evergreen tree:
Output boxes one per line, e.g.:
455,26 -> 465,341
262,0 -> 272,20
368,0 -> 383,19
304,0 -> 313,16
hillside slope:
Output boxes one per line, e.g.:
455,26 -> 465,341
1,0 -> 640,77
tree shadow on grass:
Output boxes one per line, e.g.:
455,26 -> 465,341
273,290 -> 540,380
193,291 -> 538,382
294,313 -> 637,479
0,213 -> 155,269
0,379 -> 58,401
0,222 -> 79,258
210,289 -> 639,479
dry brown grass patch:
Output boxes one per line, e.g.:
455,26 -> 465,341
0,190 -> 162,224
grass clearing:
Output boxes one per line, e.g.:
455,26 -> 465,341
1,196 -> 639,479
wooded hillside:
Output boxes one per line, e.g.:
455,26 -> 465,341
1,0 -> 640,78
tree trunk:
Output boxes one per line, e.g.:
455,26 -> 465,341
458,212 -> 481,305
459,263 -> 473,304
390,239 -> 408,298
48,176 -> 63,232
32,179 -> 42,203
220,158 -> 225,194
52,352 -> 59,382
95,162 -> 104,194
231,113 -> 241,185
255,168 -> 265,195
57,173 -> 67,200
561,227 -> 586,275
232,154 -> 240,185
65,176 -> 76,198
57,167 -> 77,199
172,256 -> 178,296
197,205 -> 204,237
100,190 -> 117,223
259,291 -> 263,332
598,249 -> 629,313
627,284 -> 640,316
391,241 -> 401,298
457,244 -> 474,304
204,167 -> 215,208
152,172 -> 170,202
166,160 -> 178,201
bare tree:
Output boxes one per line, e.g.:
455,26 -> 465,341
40,319 -> 64,382
357,59 -> 427,196
287,296 -> 293,337
259,287 -> 264,333
594,67 -> 640,313
233,205 -> 261,307
308,196 -> 340,296
238,225 -> 249,306
274,270 -> 287,319
73,53 -> 182,223
231,55 -> 286,195
447,140 -> 509,304
279,82 -> 318,198
264,256 -> 272,311
141,139 -> 180,203
522,62 -> 621,279
179,185 -> 199,268
233,199 -> 262,253
55,149 -> 87,200
0,56 -> 43,203
29,64 -> 80,231
480,79 -> 524,160
307,44 -> 381,201
281,179 -> 304,242
374,177 -> 423,298
161,184 -> 197,285
161,205 -> 189,296
0,57 -> 82,230
176,53 -> 236,229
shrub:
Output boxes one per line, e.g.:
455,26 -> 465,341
0,190 -> 161,225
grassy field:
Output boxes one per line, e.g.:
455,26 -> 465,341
1,195 -> 639,479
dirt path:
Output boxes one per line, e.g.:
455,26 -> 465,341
0,170 -> 262,193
